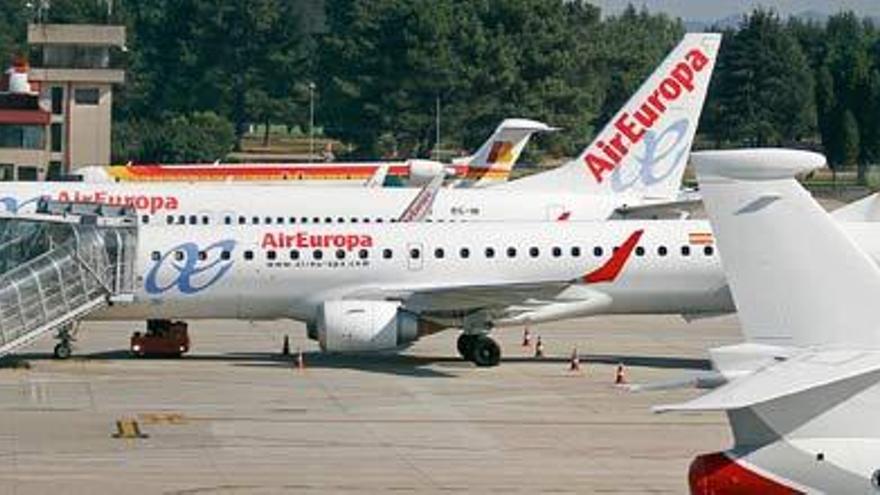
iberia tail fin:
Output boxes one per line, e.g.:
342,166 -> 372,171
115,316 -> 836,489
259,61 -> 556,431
498,33 -> 721,199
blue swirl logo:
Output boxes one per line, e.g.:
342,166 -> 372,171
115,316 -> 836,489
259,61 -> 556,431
0,195 -> 42,213
145,240 -> 236,295
611,118 -> 690,192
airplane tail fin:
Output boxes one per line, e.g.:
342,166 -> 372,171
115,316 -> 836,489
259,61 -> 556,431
454,118 -> 556,188
498,33 -> 721,198
694,148 -> 880,349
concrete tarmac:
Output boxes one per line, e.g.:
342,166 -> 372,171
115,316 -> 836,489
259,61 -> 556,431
0,315 -> 741,494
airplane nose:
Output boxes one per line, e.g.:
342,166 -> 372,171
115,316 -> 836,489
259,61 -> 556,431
688,452 -> 800,495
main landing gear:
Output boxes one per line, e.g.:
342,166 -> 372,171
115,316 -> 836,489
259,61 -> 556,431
457,333 -> 501,367
53,323 -> 76,359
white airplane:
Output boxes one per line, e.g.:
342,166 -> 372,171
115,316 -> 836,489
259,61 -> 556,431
76,118 -> 555,188
657,149 -> 880,493
8,33 -> 721,224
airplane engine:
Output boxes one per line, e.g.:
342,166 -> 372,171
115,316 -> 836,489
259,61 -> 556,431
405,159 -> 447,185
316,300 -> 441,352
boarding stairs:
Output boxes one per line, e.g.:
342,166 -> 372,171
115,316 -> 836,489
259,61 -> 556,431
0,200 -> 137,358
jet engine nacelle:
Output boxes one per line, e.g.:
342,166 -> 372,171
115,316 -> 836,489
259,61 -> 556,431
316,300 -> 422,352
405,159 -> 447,185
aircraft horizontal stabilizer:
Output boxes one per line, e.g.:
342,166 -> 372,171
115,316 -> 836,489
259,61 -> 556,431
831,192 -> 880,222
654,350 -> 880,413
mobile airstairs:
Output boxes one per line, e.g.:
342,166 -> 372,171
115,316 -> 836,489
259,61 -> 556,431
0,200 -> 137,359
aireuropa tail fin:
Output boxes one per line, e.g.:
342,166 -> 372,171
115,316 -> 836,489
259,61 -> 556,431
695,148 -> 880,349
454,118 -> 556,188
498,33 -> 721,198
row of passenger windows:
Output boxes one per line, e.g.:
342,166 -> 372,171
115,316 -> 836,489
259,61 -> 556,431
143,214 -> 470,225
151,244 -> 714,262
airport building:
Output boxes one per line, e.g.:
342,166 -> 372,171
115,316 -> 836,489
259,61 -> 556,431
0,23 -> 125,181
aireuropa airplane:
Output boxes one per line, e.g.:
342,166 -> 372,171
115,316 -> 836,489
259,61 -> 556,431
657,150 -> 880,494
3,33 -> 722,224
77,118 -> 555,188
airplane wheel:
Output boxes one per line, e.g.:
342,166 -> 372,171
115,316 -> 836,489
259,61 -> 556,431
53,342 -> 72,360
471,336 -> 501,367
457,334 -> 478,360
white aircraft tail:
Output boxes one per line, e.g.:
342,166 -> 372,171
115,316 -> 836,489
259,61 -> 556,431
695,148 -> 880,349
453,118 -> 555,188
498,33 -> 721,198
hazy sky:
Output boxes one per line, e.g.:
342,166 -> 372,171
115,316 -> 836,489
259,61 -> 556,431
588,0 -> 880,21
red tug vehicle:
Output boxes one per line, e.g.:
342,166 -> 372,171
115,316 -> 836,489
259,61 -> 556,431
130,319 -> 190,357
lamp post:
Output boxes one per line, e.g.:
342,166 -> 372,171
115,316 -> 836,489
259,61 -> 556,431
308,82 -> 316,162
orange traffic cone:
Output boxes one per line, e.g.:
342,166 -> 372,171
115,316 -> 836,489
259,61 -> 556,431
295,348 -> 305,371
534,336 -> 544,358
614,362 -> 627,385
522,327 -> 532,347
569,347 -> 581,372
282,335 -> 290,356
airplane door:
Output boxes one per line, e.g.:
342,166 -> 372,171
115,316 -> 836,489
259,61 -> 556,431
407,242 -> 424,271
546,204 -> 568,221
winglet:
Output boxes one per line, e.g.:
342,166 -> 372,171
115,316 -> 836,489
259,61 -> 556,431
691,148 -> 825,181
582,230 -> 643,283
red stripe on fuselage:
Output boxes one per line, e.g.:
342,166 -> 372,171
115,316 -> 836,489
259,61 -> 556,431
689,452 -> 803,495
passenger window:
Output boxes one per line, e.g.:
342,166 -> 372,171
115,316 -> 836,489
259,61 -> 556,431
358,249 -> 369,259
238,216 -> 246,225
658,246 -> 668,256
704,245 -> 714,256
289,217 -> 297,224
267,251 -> 277,260
325,217 -> 332,224
552,247 -> 562,257
507,247 -> 517,258
265,217 -> 272,224
383,249 -> 393,259
277,217 -> 284,224
635,246 -> 645,256
252,216 -> 260,224
198,251 -> 207,261
434,248 -> 445,259
166,215 -> 174,225
351,218 -> 359,223
485,247 -> 495,258
529,247 -> 539,258
201,216 -> 209,225
410,248 -> 421,259
244,250 -> 254,260
141,215 -> 150,224
290,250 -> 300,260
189,215 -> 197,225
313,250 -> 324,260
375,218 -> 382,223
221,251 -> 231,260
336,249 -> 346,259
337,217 -> 345,223
571,247 -> 581,257
460,247 -> 470,259
178,215 -> 185,224
301,217 -> 309,224
313,217 -> 320,223
224,216 -> 232,225
681,246 -> 691,257
151,251 -> 160,261
593,246 -> 603,257
175,251 -> 184,261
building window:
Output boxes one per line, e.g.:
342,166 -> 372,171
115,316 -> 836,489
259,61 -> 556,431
17,167 -> 37,181
51,87 -> 63,115
50,123 -> 63,152
74,88 -> 100,105
47,161 -> 63,180
0,164 -> 13,181
0,125 -> 45,150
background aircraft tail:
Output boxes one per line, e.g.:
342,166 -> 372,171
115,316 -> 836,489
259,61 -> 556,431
498,33 -> 721,199
453,118 -> 555,188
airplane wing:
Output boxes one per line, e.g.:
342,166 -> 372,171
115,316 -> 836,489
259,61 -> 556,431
655,350 -> 880,412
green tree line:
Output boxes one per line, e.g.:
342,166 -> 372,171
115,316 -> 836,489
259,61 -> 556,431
0,1 -> 878,174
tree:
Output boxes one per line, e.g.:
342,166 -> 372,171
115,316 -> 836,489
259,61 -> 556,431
837,109 -> 860,170
113,111 -> 234,163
